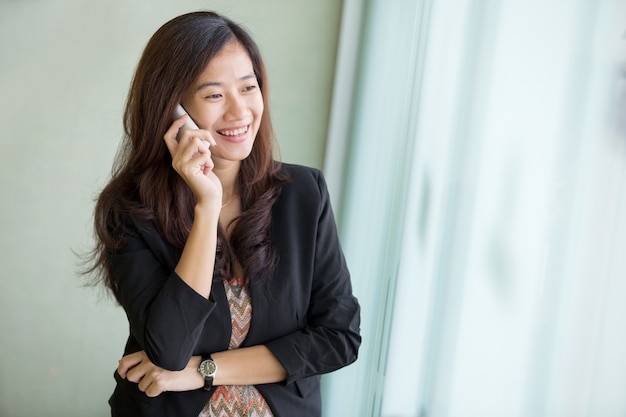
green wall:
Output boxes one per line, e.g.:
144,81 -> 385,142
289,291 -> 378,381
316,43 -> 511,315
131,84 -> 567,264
0,1 -> 341,415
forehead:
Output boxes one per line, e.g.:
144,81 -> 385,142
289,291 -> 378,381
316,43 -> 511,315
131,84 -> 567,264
200,40 -> 254,79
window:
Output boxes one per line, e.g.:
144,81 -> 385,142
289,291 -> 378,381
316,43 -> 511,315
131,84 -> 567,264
323,1 -> 626,416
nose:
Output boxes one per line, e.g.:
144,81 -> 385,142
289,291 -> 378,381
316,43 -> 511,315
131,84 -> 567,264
224,94 -> 248,121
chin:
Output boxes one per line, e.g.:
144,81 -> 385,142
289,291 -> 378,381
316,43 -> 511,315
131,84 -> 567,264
213,146 -> 254,164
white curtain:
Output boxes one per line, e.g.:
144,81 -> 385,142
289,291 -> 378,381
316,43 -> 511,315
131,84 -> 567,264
322,0 -> 626,416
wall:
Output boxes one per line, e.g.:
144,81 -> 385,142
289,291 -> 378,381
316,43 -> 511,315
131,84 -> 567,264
0,1 -> 341,415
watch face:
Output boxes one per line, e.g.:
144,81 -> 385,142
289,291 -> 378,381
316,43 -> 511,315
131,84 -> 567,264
199,359 -> 217,376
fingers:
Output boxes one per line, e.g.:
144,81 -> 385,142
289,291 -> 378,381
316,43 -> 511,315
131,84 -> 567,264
163,114 -> 217,158
116,350 -> 170,397
140,372 -> 170,397
175,136 -> 212,163
125,361 -> 149,384
117,351 -> 145,378
167,123 -> 215,179
163,114 -> 189,155
120,351 -> 153,384
171,138 -> 214,177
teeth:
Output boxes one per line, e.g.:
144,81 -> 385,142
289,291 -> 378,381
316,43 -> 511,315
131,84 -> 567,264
218,126 -> 248,136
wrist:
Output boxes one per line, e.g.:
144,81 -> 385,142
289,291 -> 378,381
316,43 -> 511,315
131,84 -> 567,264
186,356 -> 204,390
198,356 -> 218,391
194,201 -> 221,221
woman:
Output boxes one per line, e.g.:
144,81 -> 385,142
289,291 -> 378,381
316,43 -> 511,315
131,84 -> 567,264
86,10 -> 361,417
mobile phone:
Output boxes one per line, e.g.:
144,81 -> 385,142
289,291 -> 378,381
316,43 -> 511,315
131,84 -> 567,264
174,104 -> 199,141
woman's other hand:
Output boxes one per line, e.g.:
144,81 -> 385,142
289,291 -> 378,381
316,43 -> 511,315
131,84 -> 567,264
118,351 -> 203,397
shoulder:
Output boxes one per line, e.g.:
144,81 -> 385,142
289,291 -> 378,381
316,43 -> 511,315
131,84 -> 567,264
272,162 -> 332,222
277,162 -> 327,197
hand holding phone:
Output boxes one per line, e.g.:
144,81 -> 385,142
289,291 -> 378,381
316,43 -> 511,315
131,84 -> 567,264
167,104 -> 220,200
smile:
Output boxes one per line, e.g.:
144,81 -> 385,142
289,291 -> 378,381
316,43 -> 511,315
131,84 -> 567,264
217,125 -> 249,137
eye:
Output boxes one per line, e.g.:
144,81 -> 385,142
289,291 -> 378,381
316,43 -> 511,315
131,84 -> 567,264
242,85 -> 258,92
205,93 -> 222,100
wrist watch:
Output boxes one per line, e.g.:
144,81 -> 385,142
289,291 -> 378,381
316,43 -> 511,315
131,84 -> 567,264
198,356 -> 217,391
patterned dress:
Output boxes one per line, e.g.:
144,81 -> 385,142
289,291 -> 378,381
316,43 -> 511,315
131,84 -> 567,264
198,277 -> 274,417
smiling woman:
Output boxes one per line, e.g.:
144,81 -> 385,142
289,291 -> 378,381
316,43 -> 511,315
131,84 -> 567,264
81,10 -> 360,417
0,1 -> 346,416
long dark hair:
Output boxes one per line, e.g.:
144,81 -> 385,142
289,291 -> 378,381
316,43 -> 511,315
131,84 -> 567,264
84,11 -> 288,303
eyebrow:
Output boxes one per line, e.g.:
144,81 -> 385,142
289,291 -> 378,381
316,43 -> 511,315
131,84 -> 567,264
196,73 -> 257,91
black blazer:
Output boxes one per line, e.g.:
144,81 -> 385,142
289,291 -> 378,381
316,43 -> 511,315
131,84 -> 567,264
108,163 -> 361,417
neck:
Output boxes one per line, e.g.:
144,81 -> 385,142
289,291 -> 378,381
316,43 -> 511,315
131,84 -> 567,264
213,160 -> 241,199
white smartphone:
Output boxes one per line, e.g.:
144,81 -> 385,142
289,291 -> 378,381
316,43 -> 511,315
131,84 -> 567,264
174,104 -> 199,141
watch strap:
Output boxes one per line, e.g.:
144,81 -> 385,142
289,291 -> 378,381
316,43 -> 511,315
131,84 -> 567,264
203,374 -> 214,391
200,356 -> 216,391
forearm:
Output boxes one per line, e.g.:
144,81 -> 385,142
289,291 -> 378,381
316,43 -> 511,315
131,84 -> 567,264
120,346 -> 287,397
175,204 -> 219,298
211,345 -> 288,386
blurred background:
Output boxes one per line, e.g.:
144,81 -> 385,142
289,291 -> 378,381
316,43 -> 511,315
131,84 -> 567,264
1,0 -> 625,416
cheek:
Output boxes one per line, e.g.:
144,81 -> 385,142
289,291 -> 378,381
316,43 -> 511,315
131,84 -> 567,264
254,96 -> 264,120
191,108 -> 219,130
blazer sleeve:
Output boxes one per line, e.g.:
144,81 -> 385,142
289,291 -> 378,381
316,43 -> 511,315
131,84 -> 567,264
264,169 -> 361,384
108,218 -> 217,370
